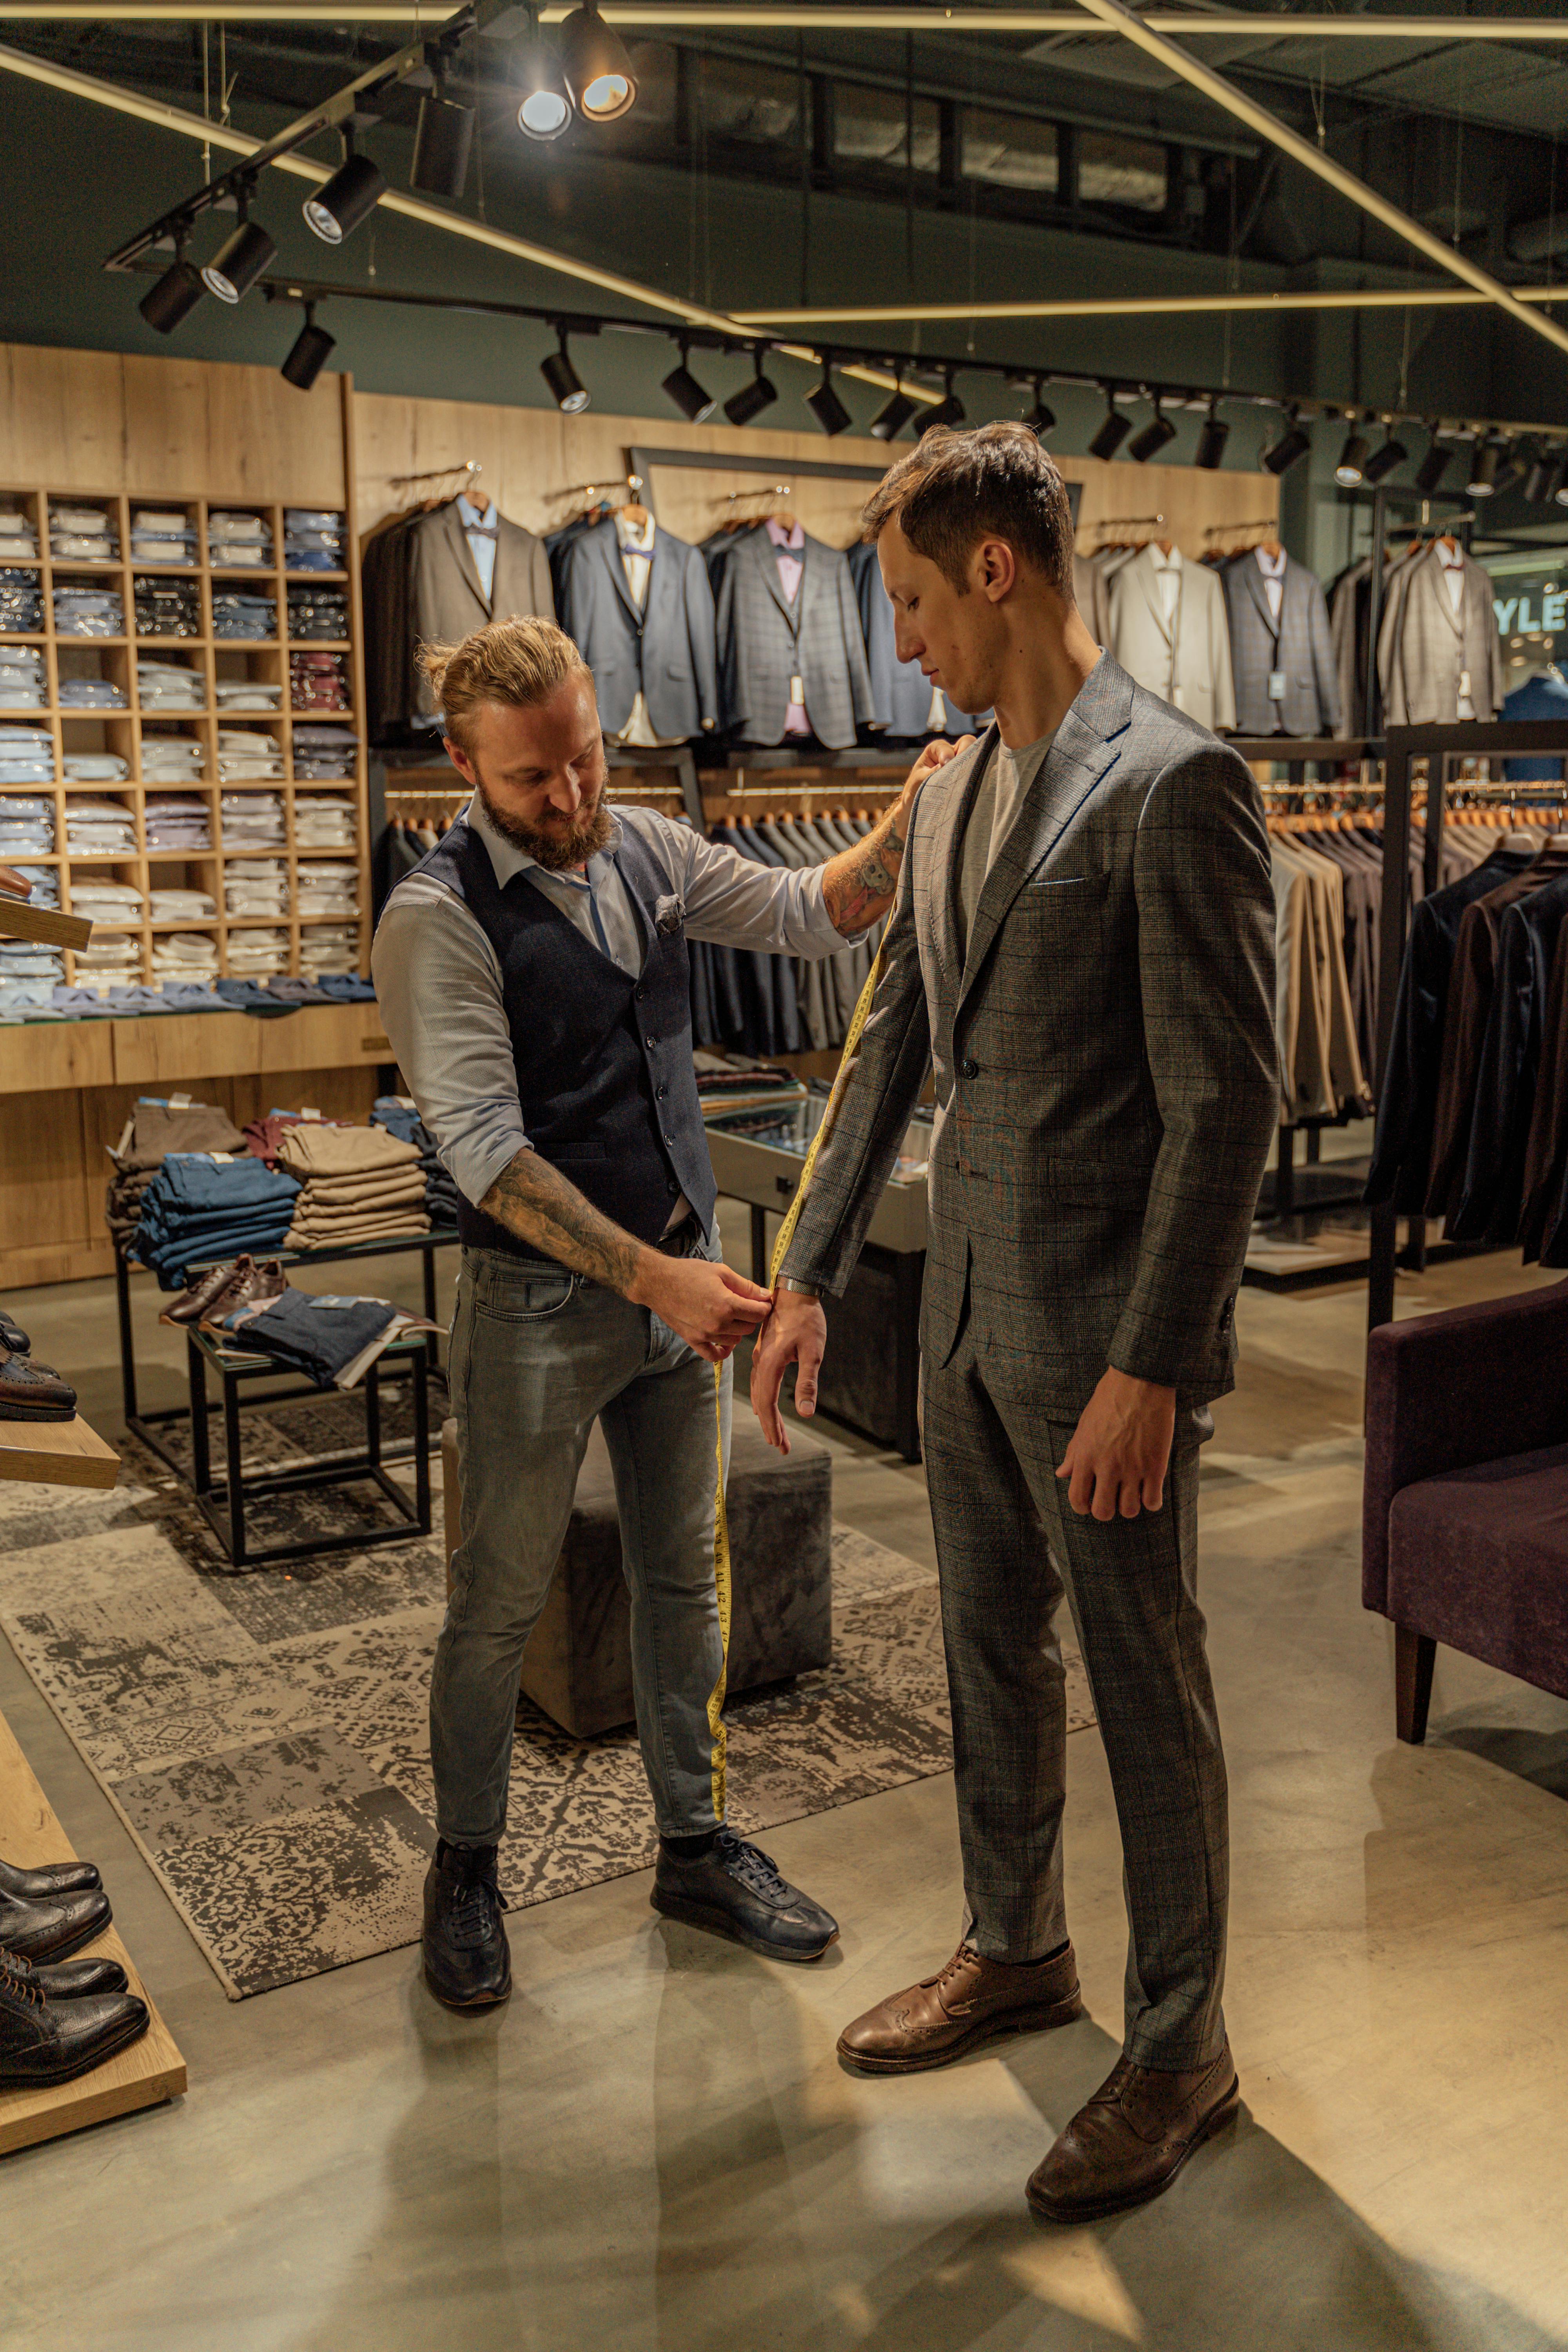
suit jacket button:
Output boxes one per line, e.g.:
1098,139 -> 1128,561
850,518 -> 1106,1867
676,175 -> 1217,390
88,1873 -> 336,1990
645,1035 -> 657,1049
656,1082 -> 668,1100
961,1056 -> 978,1079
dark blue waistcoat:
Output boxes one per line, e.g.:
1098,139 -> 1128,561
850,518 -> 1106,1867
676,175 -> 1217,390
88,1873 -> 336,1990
403,815 -> 716,1259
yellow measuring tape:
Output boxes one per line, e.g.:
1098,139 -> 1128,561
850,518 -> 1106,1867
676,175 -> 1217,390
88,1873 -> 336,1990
704,937 -> 888,1820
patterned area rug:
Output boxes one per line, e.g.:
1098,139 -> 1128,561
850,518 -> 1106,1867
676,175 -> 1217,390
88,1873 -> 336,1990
0,1394 -> 1093,2000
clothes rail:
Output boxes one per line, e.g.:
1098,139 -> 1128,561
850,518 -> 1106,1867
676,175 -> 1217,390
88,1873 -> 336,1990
388,459 -> 483,490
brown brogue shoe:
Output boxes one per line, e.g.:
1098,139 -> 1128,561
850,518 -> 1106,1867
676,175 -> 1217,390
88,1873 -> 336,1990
1026,2042 -> 1240,2223
837,1940 -> 1083,2075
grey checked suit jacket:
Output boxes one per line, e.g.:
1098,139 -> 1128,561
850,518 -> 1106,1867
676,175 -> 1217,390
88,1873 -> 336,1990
555,519 -> 719,739
410,505 -> 555,720
780,655 -> 1279,1412
1221,553 -> 1342,738
713,527 -> 876,750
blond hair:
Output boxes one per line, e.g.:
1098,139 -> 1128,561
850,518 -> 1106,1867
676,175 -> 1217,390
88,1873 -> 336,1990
419,615 -> 591,755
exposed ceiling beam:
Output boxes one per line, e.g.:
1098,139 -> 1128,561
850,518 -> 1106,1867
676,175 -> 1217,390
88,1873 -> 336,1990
1069,0 -> 1568,364
740,286 -> 1568,325
4,5 -> 1568,27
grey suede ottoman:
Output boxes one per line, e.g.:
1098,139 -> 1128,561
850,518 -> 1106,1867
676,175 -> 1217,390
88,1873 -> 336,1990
441,1412 -> 833,1737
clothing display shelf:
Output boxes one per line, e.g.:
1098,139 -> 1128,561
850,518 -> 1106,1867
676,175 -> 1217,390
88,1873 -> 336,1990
0,484 -> 369,987
1367,716 -> 1568,1331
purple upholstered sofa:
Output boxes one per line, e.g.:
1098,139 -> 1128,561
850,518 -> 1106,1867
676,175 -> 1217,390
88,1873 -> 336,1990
1363,1279 -> 1568,1743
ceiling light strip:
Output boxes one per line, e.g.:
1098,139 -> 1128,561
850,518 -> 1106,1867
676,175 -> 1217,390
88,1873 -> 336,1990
739,286 -> 1568,326
7,5 -> 1568,29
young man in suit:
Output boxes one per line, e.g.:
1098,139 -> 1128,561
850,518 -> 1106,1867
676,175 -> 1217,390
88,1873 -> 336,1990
751,425 -> 1278,2222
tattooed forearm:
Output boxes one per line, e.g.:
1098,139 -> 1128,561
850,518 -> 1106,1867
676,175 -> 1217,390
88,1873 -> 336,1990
821,800 -> 911,936
479,1147 -> 647,1296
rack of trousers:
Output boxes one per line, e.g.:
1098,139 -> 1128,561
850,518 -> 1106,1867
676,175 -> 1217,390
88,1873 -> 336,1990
1366,717 -> 1568,1331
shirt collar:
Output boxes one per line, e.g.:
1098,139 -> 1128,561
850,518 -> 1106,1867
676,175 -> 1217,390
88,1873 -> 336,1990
766,517 -> 806,552
464,789 -> 623,891
1148,543 -> 1182,572
456,494 -> 493,533
1255,546 -> 1287,578
1436,539 -> 1465,569
615,509 -> 656,555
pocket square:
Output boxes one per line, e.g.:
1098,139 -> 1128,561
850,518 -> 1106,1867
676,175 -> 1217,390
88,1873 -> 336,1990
654,893 -> 687,936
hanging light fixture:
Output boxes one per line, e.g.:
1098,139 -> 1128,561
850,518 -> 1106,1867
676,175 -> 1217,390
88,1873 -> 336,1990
724,351 -> 779,428
1362,432 -> 1408,486
806,354 -> 851,438
410,71 -> 476,200
1088,386 -> 1131,461
1022,376 -> 1056,438
869,379 -> 918,441
1334,420 -> 1370,487
515,23 -> 572,140
139,236 -> 204,334
540,327 -> 590,414
280,303 -> 336,392
1128,397 -> 1177,464
1414,430 -> 1453,496
662,340 -> 716,424
1467,434 -> 1503,495
1490,439 -> 1524,497
1261,407 -> 1311,476
201,187 -> 276,305
303,146 -> 385,244
559,2 -> 637,123
920,368 -> 965,434
1193,399 -> 1229,470
1522,445 -> 1561,505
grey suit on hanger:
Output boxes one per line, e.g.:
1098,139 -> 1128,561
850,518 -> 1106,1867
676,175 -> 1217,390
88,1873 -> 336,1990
713,528 -> 876,750
1377,543 -> 1506,725
410,504 -> 555,720
779,654 -> 1277,2067
555,519 -> 719,739
1221,553 -> 1342,737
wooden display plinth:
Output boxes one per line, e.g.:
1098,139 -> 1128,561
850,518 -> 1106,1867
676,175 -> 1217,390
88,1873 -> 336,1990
0,1414 -> 119,1492
0,1707 -> 186,2156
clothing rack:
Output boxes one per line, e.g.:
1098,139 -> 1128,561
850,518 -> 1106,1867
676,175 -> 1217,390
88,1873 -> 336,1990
1088,511 -> 1166,534
1204,518 -> 1278,539
388,459 -> 483,492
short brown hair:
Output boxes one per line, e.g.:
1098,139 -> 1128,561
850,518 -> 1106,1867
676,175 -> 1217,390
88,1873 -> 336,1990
419,615 -> 591,755
861,421 -> 1075,597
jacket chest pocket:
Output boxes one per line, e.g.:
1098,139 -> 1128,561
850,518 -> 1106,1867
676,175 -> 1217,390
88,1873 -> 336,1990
1004,869 -> 1113,958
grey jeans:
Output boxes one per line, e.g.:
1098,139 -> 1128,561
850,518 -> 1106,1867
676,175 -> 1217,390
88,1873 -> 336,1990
432,1232 -> 733,1846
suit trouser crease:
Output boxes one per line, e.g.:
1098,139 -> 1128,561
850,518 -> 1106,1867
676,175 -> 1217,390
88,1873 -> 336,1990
432,1242 -> 733,1846
924,1323 -> 1228,2071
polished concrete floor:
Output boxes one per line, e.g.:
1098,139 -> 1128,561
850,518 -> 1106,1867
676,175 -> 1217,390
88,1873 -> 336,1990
2,1238 -> 1568,2350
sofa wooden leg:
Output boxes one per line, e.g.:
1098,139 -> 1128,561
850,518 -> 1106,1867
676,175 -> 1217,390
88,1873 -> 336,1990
1395,1625 -> 1436,1745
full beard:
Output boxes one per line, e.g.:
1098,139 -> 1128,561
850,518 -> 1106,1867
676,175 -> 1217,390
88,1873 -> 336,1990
475,776 -> 614,871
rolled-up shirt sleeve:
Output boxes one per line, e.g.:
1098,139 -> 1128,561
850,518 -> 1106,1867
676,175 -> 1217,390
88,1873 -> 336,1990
370,878 -> 528,1206
653,818 -> 864,954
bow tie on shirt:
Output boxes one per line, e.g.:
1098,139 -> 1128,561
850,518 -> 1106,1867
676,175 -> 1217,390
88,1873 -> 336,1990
463,522 -> 499,539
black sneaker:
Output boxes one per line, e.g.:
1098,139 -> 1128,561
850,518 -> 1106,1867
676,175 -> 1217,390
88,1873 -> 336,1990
422,1840 -> 511,2011
651,1829 -> 839,1963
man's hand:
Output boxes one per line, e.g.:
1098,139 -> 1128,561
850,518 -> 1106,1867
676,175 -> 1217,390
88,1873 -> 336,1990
820,735 -> 977,938
1057,1368 -> 1176,1521
631,1254 -> 773,1365
902,733 -> 976,808
749,1288 -> 828,1452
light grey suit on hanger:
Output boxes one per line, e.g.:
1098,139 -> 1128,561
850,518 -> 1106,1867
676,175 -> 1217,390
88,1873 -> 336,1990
1107,547 -> 1237,733
1221,553 -> 1342,738
779,654 -> 1277,2068
410,505 -> 555,720
1377,543 -> 1506,725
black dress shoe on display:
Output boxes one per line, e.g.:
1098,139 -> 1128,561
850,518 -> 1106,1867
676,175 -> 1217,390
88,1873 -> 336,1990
422,1840 -> 511,2010
6,1950 -> 129,2000
0,1965 -> 149,2089
0,1352 -> 76,1423
0,1307 -> 30,1356
651,1829 -> 840,1962
0,1881 -> 112,1964
0,1853 -> 103,1900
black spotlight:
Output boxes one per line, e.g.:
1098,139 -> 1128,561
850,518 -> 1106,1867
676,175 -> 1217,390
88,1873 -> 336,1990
411,88 -> 476,200
559,2 -> 637,122
1362,434 -> 1408,486
139,248 -> 204,335
303,151 -> 385,245
201,198 -> 277,306
1261,409 -> 1311,476
662,343 -> 715,424
1467,435 -> 1502,496
869,382 -> 918,441
1128,400 -> 1177,464
541,328 -> 590,414
1523,445 -> 1561,505
1414,432 -> 1453,496
516,36 -> 572,140
725,354 -> 779,428
1555,465 -> 1568,510
1491,439 -> 1524,497
281,305 -> 336,392
1022,377 -> 1056,438
920,370 -> 966,434
1193,401 -> 1229,470
1334,426 -> 1370,488
1089,389 -> 1131,461
806,358 -> 851,438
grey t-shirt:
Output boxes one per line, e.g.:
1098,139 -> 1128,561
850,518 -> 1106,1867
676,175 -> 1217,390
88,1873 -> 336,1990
955,731 -> 1056,962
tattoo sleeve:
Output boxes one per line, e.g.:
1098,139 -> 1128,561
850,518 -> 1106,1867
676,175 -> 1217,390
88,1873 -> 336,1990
820,799 -> 911,936
478,1147 -> 644,1296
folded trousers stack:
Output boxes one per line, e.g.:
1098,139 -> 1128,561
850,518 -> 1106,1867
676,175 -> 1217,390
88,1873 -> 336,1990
371,1095 -> 459,1229
105,1096 -> 245,1249
133,1154 -> 301,1290
276,1122 -> 430,1252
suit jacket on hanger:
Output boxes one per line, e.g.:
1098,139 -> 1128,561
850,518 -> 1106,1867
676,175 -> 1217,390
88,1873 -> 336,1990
408,505 -> 555,720
711,527 -> 876,750
555,518 -> 719,740
1377,543 -> 1506,726
1221,553 -> 1341,737
1106,548 -> 1237,734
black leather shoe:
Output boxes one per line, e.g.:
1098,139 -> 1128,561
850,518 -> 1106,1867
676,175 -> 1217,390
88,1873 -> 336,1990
651,1829 -> 839,1962
0,1853 -> 103,1900
422,1840 -> 511,2010
0,1882 -> 112,1964
0,1966 -> 149,2088
0,1308 -> 29,1356
9,1951 -> 129,2000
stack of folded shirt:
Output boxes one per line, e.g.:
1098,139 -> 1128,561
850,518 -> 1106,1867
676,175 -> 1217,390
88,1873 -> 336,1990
9,864 -> 57,906
216,729 -> 284,782
0,728 -> 54,786
140,735 -> 206,784
224,926 -> 288,975
54,586 -> 123,637
208,512 -> 273,569
291,724 -> 358,779
0,797 -> 55,857
277,1121 -> 430,1252
138,660 -> 205,710
143,792 -> 211,850
296,862 -> 358,920
294,795 -> 357,849
214,679 -> 283,715
49,503 -> 118,562
282,509 -> 345,572
225,858 -> 288,917
373,1094 -> 459,1229
211,593 -> 277,642
290,652 -> 349,713
134,576 -> 201,638
133,1152 -> 301,1289
0,572 -> 43,632
0,940 -> 65,1013
150,932 -> 220,982
107,1095 -> 247,1246
64,753 -> 130,786
0,506 -> 39,560
64,797 -> 135,855
298,924 -> 360,975
68,879 -> 142,926
129,509 -> 198,566
286,586 -> 349,639
0,649 -> 45,709
73,935 -> 144,988
59,676 -> 127,710
150,886 -> 216,922
219,791 -> 284,848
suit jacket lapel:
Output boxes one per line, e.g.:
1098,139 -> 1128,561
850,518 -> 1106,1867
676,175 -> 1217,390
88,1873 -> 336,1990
599,521 -> 644,626
1425,547 -> 1465,644
926,725 -> 995,995
1131,548 -> 1172,646
753,528 -> 798,629
439,502 -> 490,613
1240,555 -> 1279,643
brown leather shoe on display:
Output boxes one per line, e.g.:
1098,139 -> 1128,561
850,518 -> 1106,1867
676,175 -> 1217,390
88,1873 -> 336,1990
1025,2043 -> 1240,2223
160,1256 -> 256,1327
0,1353 -> 76,1424
837,1940 -> 1083,2074
198,1257 -> 286,1328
